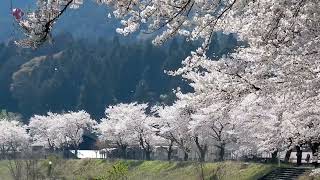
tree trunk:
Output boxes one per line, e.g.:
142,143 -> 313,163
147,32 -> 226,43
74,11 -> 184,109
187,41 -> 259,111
145,150 -> 151,160
296,146 -> 302,166
194,136 -> 207,162
310,143 -> 319,168
184,151 -> 189,161
218,144 -> 225,161
271,151 -> 278,163
199,149 -> 206,162
120,145 -> 127,159
63,148 -> 69,159
139,135 -> 152,160
167,150 -> 172,161
0,147 -> 6,160
48,146 -> 55,156
284,149 -> 292,163
74,149 -> 78,159
167,141 -> 173,161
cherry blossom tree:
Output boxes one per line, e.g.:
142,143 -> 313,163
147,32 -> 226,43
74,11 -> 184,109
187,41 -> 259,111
191,104 -> 236,161
58,111 -> 96,156
155,101 -> 194,161
119,103 -> 156,160
142,115 -> 174,160
97,103 -> 158,160
0,119 -> 30,159
97,104 -> 138,159
15,0 -> 83,48
29,111 -> 96,156
231,93 -> 288,162
157,55 -> 255,161
168,52 -> 258,161
231,81 -> 320,164
280,95 -> 320,165
16,0 -> 320,56
29,112 -> 62,150
0,118 -> 30,180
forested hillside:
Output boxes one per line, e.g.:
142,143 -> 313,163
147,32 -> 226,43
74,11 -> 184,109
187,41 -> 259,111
0,33 -> 238,122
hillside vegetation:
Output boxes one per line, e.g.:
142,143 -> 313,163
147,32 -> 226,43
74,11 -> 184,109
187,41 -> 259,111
0,33 -> 238,121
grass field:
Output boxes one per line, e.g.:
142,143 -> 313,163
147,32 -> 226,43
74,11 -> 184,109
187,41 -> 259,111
0,158 -> 299,180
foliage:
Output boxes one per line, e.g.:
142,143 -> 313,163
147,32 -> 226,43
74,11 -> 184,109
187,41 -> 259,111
105,161 -> 129,180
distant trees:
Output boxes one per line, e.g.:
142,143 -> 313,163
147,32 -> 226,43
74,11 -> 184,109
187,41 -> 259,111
0,110 -> 96,159
0,111 -> 98,179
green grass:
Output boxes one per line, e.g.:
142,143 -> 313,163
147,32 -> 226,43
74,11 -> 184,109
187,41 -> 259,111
0,160 -> 11,180
0,159 -> 284,180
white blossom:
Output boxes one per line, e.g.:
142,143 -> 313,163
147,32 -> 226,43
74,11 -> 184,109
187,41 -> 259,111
29,111 -> 96,150
0,119 -> 30,153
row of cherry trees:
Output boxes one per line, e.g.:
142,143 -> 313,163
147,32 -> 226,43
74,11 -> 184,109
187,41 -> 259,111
0,95 -> 319,163
0,111 -> 96,159
95,85 -> 320,163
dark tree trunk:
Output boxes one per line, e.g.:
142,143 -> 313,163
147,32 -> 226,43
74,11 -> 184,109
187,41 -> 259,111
145,150 -> 151,160
296,146 -> 302,166
271,151 -> 278,163
167,141 -> 173,161
63,148 -> 69,159
144,142 -> 152,160
184,151 -> 189,161
167,150 -> 172,161
0,148 -> 6,160
74,149 -> 78,159
199,149 -> 206,162
284,149 -> 292,163
120,145 -> 127,159
310,143 -> 319,168
218,144 -> 225,161
194,137 -> 208,162
48,146 -> 55,155
139,135 -> 152,160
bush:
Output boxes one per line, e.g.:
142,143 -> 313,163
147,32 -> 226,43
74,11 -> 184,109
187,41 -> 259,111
95,161 -> 129,180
